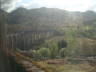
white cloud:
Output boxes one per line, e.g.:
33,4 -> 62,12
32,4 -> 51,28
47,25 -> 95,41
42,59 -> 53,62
9,0 -> 96,12
7,0 -> 22,12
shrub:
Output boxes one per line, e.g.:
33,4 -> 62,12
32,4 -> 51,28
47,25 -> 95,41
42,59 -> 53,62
49,43 -> 59,58
37,47 -> 50,59
59,48 -> 66,57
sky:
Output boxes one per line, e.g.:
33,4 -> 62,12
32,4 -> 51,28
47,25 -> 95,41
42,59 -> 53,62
8,0 -> 96,12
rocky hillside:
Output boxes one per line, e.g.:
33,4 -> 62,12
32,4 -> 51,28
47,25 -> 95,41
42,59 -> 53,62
7,7 -> 96,30
1,7 -> 96,34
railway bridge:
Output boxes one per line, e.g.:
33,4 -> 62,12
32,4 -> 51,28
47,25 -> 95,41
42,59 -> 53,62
7,30 -> 63,50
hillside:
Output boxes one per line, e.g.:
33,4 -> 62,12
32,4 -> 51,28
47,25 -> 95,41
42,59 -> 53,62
1,7 -> 96,50
7,7 -> 96,34
0,7 -> 96,72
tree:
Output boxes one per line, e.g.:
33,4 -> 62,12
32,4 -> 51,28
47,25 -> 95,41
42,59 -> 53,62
37,48 -> 50,59
59,48 -> 67,57
49,43 -> 59,58
65,28 -> 78,57
58,40 -> 67,49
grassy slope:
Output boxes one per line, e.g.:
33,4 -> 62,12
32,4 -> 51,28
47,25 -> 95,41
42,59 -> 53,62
36,59 -> 96,72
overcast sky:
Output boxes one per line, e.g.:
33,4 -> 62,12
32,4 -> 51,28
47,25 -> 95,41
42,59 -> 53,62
8,0 -> 96,12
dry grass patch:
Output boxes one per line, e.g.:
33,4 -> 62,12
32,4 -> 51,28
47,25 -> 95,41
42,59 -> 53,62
34,59 -> 96,72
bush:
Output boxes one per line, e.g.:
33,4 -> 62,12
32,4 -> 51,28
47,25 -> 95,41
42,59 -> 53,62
37,47 -> 50,59
49,43 -> 59,58
59,48 -> 66,57
30,50 -> 41,60
31,42 -> 61,60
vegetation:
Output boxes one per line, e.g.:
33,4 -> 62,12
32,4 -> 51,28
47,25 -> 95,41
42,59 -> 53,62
37,48 -> 50,59
1,7 -> 96,72
59,48 -> 66,57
